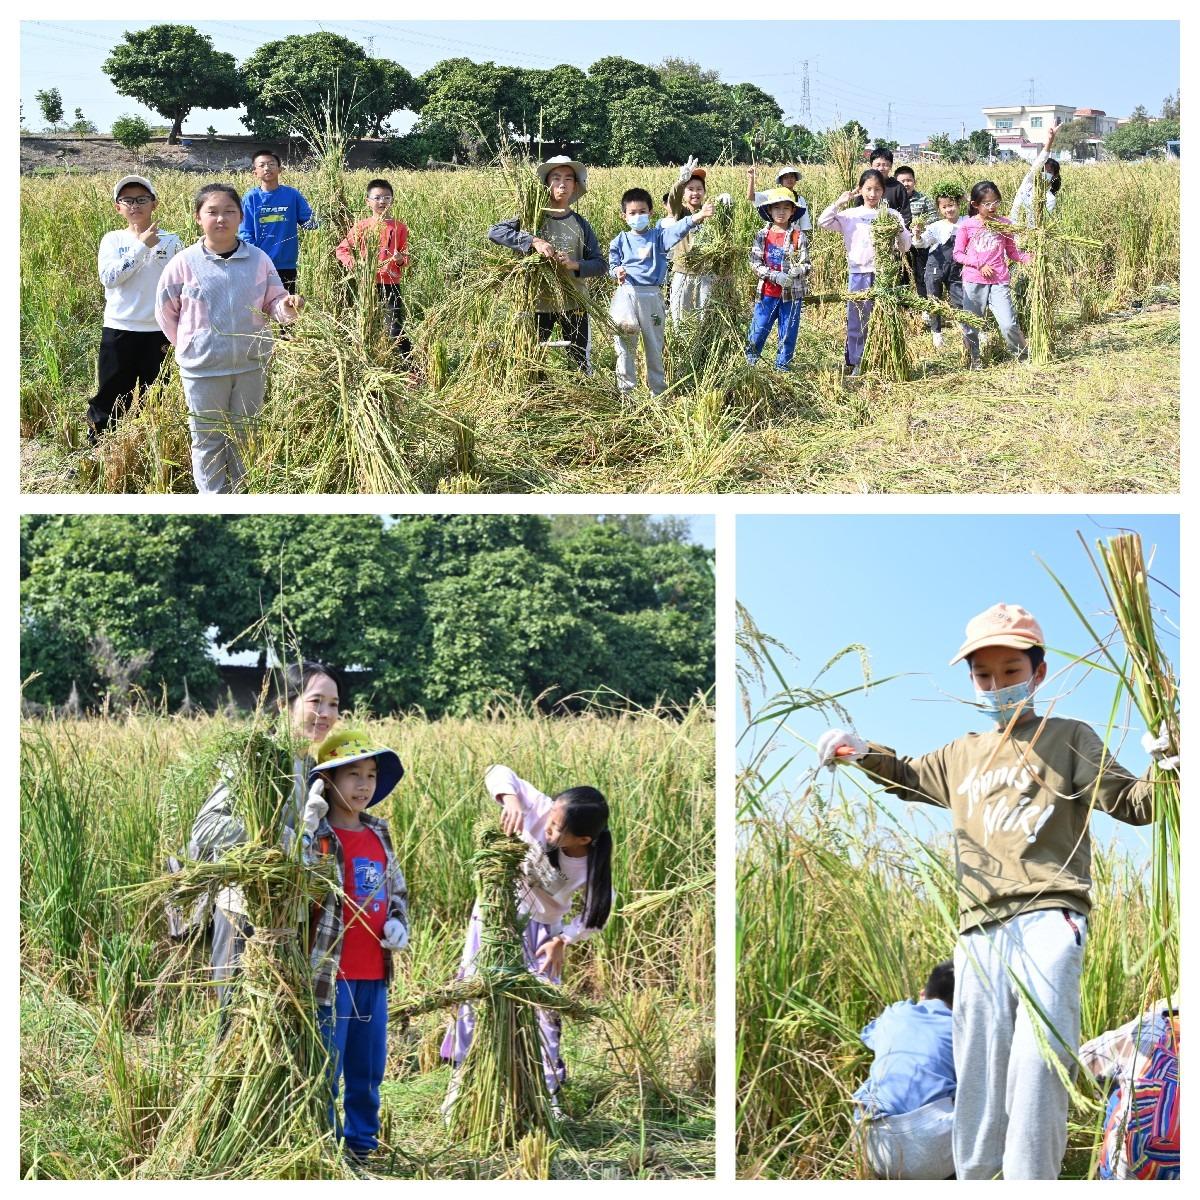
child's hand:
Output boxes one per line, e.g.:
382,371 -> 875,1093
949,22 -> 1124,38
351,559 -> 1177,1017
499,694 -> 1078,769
979,263 -> 996,281
282,294 -> 306,316
556,253 -> 580,271
816,729 -> 868,766
696,202 -> 716,221
137,223 -> 161,248
380,918 -> 409,950
837,190 -> 857,207
530,237 -> 556,258
303,779 -> 328,834
499,794 -> 524,836
614,266 -> 628,284
536,935 -> 566,976
678,154 -> 700,183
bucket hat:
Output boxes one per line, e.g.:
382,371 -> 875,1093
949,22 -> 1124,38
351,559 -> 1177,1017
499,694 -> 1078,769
757,186 -> 800,222
309,729 -> 404,808
537,156 -> 587,200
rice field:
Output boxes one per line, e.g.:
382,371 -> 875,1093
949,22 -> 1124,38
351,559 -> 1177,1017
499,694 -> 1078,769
20,701 -> 714,1179
20,159 -> 1178,495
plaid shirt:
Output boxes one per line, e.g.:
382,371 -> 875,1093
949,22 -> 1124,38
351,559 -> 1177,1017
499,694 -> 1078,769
307,812 -> 408,1007
749,224 -> 811,301
908,190 -> 936,226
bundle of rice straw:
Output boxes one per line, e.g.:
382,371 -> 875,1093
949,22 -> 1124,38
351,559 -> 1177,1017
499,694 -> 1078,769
675,201 -> 741,278
393,819 -> 601,1152
135,728 -> 344,1178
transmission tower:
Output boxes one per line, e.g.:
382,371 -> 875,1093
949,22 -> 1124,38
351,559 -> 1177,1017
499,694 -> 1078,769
887,102 -> 893,141
1027,77 -> 1036,105
800,59 -> 812,127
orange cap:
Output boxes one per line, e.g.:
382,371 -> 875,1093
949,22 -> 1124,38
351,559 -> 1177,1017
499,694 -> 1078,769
949,603 -> 1045,666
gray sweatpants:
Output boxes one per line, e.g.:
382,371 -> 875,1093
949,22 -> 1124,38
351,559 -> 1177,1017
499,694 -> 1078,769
862,1095 -> 955,1179
961,281 -> 1027,359
614,285 -> 667,395
182,368 -> 267,494
953,907 -> 1087,1179
669,271 -> 716,325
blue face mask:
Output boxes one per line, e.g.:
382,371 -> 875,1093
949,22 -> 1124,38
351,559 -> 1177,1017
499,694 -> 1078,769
626,212 -> 650,232
975,679 -> 1037,725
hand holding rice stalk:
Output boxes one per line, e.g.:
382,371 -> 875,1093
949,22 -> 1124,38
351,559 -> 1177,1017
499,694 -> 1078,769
129,728 -> 346,1178
676,199 -> 741,277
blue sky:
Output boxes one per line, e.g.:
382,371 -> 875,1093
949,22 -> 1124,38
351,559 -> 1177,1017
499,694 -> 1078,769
21,20 -> 1179,145
737,514 -> 1179,861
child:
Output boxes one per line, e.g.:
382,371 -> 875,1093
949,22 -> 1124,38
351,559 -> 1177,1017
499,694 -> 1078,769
853,961 -> 957,1180
817,170 -> 912,373
894,166 -> 934,297
156,183 -> 305,494
954,182 -> 1032,362
609,186 -> 714,395
869,147 -> 911,225
664,156 -> 713,324
488,155 -> 606,371
305,730 -> 408,1162
913,184 -> 975,362
238,151 -> 318,294
746,188 -> 811,370
818,602 -> 1164,1179
335,177 -> 411,355
442,763 -> 613,1120
89,175 -> 182,442
1012,124 -> 1062,227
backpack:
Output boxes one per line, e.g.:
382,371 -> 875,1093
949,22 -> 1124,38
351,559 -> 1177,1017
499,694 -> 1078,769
1100,1016 -> 1179,1179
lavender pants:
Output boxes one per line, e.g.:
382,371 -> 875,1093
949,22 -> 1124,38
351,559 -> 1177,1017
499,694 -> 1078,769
846,272 -> 875,367
440,903 -> 566,1092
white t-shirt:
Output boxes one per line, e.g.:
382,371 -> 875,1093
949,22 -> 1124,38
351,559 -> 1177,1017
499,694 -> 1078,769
97,228 -> 183,332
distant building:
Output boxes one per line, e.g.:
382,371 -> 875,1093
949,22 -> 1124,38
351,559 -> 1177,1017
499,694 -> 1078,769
982,104 -> 1124,161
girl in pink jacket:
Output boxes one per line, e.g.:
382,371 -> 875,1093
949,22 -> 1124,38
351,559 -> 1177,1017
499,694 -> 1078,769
953,181 -> 1032,366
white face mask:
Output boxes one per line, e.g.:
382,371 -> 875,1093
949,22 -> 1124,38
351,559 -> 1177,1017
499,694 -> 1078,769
1042,171 -> 1055,183
975,679 -> 1037,725
626,212 -> 650,232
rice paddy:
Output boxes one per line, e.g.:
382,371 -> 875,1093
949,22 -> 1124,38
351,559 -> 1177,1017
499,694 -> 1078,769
20,159 -> 1178,495
20,701 -> 714,1179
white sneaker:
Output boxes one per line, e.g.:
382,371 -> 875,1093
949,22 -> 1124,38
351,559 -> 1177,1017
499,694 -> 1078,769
931,330 -> 944,349
441,1069 -> 463,1126
549,1094 -> 566,1121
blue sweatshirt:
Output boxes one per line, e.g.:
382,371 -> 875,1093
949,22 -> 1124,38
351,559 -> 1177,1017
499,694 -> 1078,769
852,998 -> 956,1118
608,217 -> 698,287
238,185 -> 317,270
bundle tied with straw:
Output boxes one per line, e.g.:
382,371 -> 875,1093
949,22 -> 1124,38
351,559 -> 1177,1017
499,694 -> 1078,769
675,200 -> 741,278
132,728 -> 344,1178
392,819 -> 602,1152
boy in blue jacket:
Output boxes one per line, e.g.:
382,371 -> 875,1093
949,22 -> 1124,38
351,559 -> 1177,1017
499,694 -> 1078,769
239,151 -> 318,293
609,187 -> 713,395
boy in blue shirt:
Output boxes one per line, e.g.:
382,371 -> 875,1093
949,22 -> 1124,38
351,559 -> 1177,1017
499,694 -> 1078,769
608,188 -> 713,396
853,961 -> 957,1179
238,151 -> 318,293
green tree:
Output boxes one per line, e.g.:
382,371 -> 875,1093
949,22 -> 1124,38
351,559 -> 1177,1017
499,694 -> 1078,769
928,131 -> 954,159
111,114 -> 152,154
70,108 -> 97,135
607,86 -> 686,165
655,57 -> 721,86
522,66 -> 607,158
967,128 -> 998,160
35,88 -> 63,132
240,33 -> 411,141
103,25 -> 240,144
414,58 -> 531,159
1162,90 -> 1180,121
587,56 -> 662,106
1050,118 -> 1095,160
1105,119 -> 1170,160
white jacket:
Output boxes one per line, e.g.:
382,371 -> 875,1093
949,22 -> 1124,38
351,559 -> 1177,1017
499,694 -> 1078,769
98,228 -> 183,332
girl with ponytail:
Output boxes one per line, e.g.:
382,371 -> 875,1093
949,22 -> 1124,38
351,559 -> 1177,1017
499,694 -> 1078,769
441,764 -> 614,1118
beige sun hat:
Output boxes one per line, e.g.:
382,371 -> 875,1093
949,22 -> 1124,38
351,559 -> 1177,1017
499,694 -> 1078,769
536,155 -> 588,200
949,603 -> 1046,666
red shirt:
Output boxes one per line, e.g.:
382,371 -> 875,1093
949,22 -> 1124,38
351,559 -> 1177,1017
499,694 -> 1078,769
760,228 -> 789,299
332,825 -> 388,980
334,217 -> 409,285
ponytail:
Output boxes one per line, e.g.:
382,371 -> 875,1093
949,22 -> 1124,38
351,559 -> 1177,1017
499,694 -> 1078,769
545,785 -> 612,931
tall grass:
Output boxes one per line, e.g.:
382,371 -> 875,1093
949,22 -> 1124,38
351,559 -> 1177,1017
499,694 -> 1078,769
20,700 -> 714,1178
20,160 -> 1178,494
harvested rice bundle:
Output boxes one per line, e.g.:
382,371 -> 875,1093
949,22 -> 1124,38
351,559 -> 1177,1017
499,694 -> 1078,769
393,819 -> 601,1152
675,200 -> 741,278
133,729 -> 345,1178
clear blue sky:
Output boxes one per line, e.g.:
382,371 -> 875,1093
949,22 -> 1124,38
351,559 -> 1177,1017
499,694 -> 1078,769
21,20 -> 1179,145
737,514 -> 1179,861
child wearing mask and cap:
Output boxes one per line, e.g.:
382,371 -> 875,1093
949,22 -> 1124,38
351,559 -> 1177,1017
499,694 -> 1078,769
662,155 -> 731,324
816,603 -> 1175,1180
89,175 -> 182,442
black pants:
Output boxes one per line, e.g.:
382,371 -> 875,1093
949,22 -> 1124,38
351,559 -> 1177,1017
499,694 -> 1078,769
535,310 -> 588,370
88,326 -> 170,436
905,248 -> 930,298
377,283 -> 411,355
276,268 -> 298,294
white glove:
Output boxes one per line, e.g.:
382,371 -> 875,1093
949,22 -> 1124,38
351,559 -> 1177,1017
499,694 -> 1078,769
1141,723 -> 1179,772
678,155 -> 699,183
716,192 -> 733,206
303,778 -> 328,833
787,261 -> 810,279
380,918 -> 409,951
816,728 -> 868,766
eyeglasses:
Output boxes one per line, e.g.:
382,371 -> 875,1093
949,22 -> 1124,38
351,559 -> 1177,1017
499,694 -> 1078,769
117,196 -> 155,208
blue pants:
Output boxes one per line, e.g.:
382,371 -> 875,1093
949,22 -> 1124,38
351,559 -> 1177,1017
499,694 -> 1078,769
846,271 -> 875,367
319,978 -> 389,1156
746,294 -> 801,367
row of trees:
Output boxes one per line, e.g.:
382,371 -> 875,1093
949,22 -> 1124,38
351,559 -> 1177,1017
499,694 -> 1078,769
20,515 -> 714,718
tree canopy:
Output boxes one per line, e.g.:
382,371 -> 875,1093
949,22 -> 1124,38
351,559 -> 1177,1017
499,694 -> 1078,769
21,516 -> 713,718
103,24 -> 241,144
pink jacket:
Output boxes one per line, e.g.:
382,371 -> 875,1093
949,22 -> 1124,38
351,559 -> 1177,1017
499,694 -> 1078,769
953,215 -> 1031,286
156,240 -> 295,377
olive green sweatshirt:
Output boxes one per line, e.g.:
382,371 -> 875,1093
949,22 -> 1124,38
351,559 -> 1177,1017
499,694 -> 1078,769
858,715 -> 1155,932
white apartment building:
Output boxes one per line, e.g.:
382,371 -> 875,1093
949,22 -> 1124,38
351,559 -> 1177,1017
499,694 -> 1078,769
981,104 -> 1123,160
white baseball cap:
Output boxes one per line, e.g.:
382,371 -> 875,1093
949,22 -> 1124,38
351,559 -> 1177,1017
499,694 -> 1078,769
113,175 -> 156,200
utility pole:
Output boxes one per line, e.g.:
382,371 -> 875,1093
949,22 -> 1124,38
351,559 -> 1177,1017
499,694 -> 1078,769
1027,77 -> 1036,105
800,59 -> 812,127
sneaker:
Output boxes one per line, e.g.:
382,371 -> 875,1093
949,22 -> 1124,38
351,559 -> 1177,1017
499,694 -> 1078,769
969,359 -> 983,371
549,1094 -> 567,1122
931,330 -> 944,350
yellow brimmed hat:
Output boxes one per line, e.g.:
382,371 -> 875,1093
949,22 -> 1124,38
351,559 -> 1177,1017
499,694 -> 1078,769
537,155 -> 588,199
949,603 -> 1046,666
309,730 -> 403,808
757,187 -> 799,222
